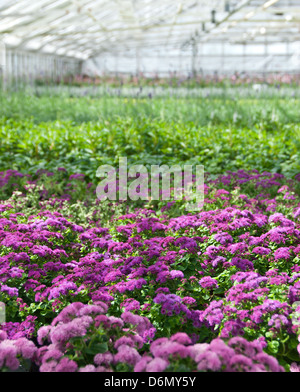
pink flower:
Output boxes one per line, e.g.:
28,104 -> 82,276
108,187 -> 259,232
0,340 -> 19,370
197,351 -> 222,371
94,352 -> 114,366
78,365 -> 96,372
54,357 -> 78,372
170,332 -> 192,345
114,345 -> 141,366
146,358 -> 169,372
0,331 -> 7,342
134,355 -> 152,372
13,338 -> 37,359
290,363 -> 300,372
37,325 -> 52,345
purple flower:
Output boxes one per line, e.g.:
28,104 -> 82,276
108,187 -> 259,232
274,247 -> 291,260
252,247 -> 271,256
199,277 -> 219,289
169,270 -> 184,279
114,345 -> 141,366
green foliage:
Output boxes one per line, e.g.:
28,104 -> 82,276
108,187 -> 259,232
0,94 -> 299,180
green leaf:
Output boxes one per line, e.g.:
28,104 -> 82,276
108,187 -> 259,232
85,342 -> 108,355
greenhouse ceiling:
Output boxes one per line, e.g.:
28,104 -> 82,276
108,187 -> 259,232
0,0 -> 299,60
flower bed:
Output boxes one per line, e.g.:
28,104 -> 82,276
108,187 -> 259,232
0,169 -> 299,372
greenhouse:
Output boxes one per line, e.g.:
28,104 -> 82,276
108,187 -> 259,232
0,0 -> 299,376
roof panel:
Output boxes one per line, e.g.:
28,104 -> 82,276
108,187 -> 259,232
0,0 -> 299,60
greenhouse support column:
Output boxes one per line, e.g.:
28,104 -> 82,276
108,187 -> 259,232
12,52 -> 15,89
198,43 -> 203,77
243,43 -> 246,74
8,50 -> 12,88
286,41 -> 289,73
24,53 -> 27,86
21,52 -> 24,87
136,48 -> 140,75
6,50 -> 10,89
30,54 -> 33,86
0,41 -> 6,91
221,41 -> 224,75
14,52 -> 18,90
18,52 -> 21,89
264,38 -> 268,80
191,38 -> 198,78
54,57 -> 57,83
179,50 -> 182,74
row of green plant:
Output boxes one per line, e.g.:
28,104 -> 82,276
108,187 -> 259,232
0,118 -> 299,182
1,92 -> 300,125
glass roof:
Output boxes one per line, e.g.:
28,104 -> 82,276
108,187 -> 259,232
0,0 -> 299,60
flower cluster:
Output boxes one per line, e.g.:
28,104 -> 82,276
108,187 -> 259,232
135,334 -> 284,372
0,168 -> 299,372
